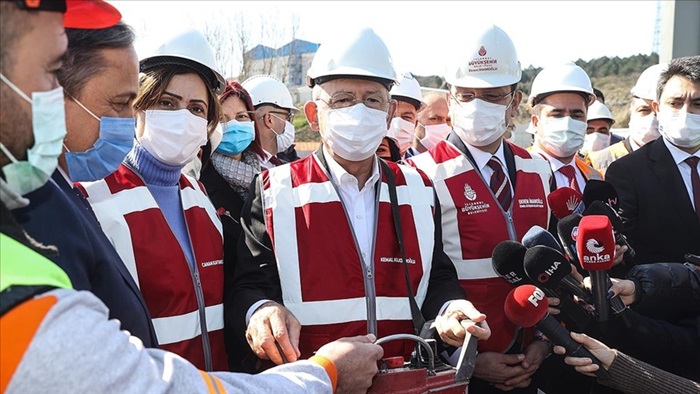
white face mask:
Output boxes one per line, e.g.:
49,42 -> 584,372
0,73 -> 67,196
270,114 -> 295,153
139,109 -> 208,166
420,123 -> 452,150
322,104 -> 388,162
536,116 -> 587,158
182,155 -> 202,180
628,113 -> 660,147
387,117 -> 415,153
657,109 -> 700,148
452,98 -> 510,147
580,132 -> 611,154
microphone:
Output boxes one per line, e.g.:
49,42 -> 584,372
522,225 -> 565,255
504,285 -> 609,379
492,241 -> 529,286
576,215 -> 615,323
547,187 -> 585,220
515,233 -> 593,331
523,246 -> 593,304
582,180 -> 619,212
583,201 -> 636,262
556,213 -> 582,265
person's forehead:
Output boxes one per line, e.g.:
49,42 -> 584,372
631,97 -> 653,110
396,100 -> 417,113
452,85 -> 510,94
541,93 -> 587,110
588,119 -> 611,127
164,73 -> 208,100
660,75 -> 700,99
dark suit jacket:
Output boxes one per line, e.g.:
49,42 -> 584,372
232,150 -> 465,369
199,162 -> 249,372
606,138 -> 700,264
11,171 -> 158,347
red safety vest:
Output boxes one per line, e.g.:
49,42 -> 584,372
262,154 -> 435,359
78,165 -> 226,371
408,141 -> 551,352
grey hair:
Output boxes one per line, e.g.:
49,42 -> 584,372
56,22 -> 135,97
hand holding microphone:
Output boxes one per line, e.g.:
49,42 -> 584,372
503,285 -> 609,379
576,215 -> 631,327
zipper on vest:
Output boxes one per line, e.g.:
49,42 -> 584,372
192,267 -> 213,371
505,210 -> 517,241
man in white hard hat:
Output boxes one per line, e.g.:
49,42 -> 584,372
409,90 -> 451,156
242,75 -> 299,168
528,62 -> 602,193
606,56 -> 700,265
232,27 -> 491,377
407,24 -> 554,393
581,100 -> 616,155
387,72 -> 426,159
587,63 -> 668,174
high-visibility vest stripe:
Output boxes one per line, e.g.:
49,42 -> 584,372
287,296 -> 414,326
151,303 -> 224,345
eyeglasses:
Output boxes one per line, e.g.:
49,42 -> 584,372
453,90 -> 516,105
268,111 -> 294,122
317,92 -> 390,111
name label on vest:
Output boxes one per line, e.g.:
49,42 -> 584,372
380,256 -> 416,264
201,259 -> 223,268
516,198 -> 545,209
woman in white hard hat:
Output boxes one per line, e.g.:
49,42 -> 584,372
78,29 -> 228,372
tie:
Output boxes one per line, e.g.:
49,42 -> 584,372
686,156 -> 700,222
559,165 -> 582,194
487,157 -> 512,211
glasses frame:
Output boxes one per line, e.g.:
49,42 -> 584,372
317,92 -> 391,111
452,89 -> 517,105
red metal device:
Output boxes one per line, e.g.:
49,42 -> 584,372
367,334 -> 471,394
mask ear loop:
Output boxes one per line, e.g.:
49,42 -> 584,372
0,73 -> 32,104
66,93 -> 101,122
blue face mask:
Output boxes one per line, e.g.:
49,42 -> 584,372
216,119 -> 255,156
0,73 -> 67,196
64,96 -> 135,182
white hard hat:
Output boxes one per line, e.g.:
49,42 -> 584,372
587,100 -> 615,124
140,29 -> 226,94
630,63 -> 668,101
445,24 -> 521,88
390,73 -> 426,111
307,27 -> 397,89
528,62 -> 595,107
242,75 -> 297,112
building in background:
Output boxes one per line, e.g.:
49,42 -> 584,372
245,39 -> 319,103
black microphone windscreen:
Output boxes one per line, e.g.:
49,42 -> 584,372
522,225 -> 565,254
557,213 -> 582,245
523,246 -> 572,288
582,180 -> 619,211
583,201 -> 624,231
492,241 -> 529,285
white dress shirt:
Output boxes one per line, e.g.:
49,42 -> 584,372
533,146 -> 587,192
323,147 -> 381,263
663,138 -> 700,210
464,140 -> 514,196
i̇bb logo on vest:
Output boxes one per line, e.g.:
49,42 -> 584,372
460,182 -> 490,215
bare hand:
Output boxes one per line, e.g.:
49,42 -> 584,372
434,299 -> 490,347
612,244 -> 628,266
246,302 -> 301,365
608,278 -> 636,306
498,340 -> 548,390
316,334 -> 384,394
473,352 -> 527,384
547,296 -> 561,315
553,332 -> 615,377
